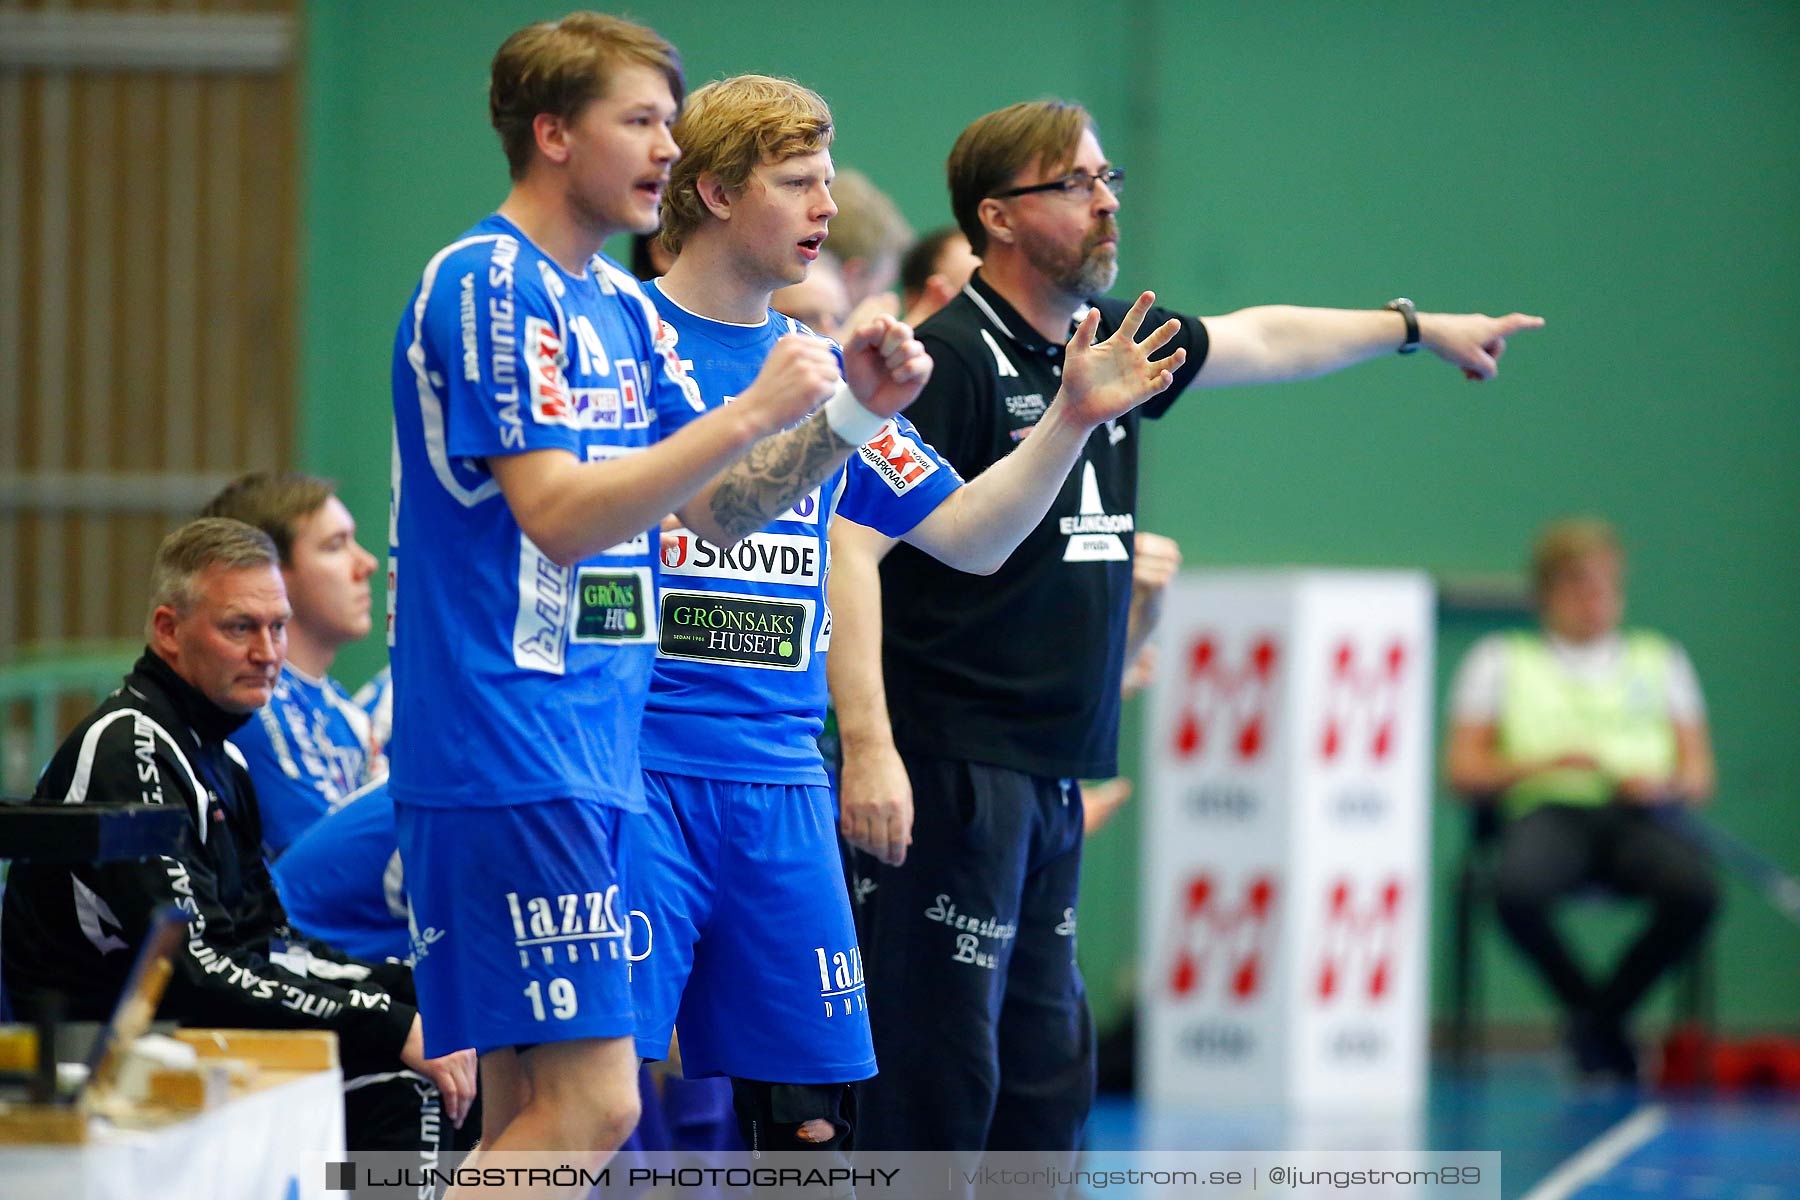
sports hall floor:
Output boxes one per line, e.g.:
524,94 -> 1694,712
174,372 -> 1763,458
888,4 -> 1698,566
1086,1054 -> 1800,1198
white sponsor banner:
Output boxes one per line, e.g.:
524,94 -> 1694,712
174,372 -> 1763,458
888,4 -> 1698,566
4,1064 -> 343,1198
1139,570 -> 1434,1111
659,528 -> 822,586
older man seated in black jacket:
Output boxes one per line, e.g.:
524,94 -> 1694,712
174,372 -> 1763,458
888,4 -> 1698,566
2,517 -> 475,1159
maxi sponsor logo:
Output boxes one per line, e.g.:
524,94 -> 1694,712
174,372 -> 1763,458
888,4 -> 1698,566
658,590 -> 812,671
659,530 -> 820,587
524,319 -> 653,433
858,421 -> 940,495
1170,634 -> 1281,763
526,316 -> 573,425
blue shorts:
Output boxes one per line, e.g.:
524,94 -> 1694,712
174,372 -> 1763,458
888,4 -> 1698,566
631,770 -> 875,1083
395,798 -> 637,1058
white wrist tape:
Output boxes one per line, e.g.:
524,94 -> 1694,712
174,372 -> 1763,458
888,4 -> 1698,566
822,381 -> 887,446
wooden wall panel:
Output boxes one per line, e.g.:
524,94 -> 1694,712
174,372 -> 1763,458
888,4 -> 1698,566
0,0 -> 300,661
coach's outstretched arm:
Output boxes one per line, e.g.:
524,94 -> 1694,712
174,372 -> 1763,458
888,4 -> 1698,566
1195,304 -> 1544,387
904,291 -> 1184,574
490,316 -> 928,567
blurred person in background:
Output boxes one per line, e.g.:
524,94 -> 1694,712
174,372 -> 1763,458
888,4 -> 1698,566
203,472 -> 388,859
1445,516 -> 1718,1081
1080,530 -> 1182,836
899,225 -> 981,328
205,471 -> 417,974
630,230 -> 677,280
823,165 -> 914,329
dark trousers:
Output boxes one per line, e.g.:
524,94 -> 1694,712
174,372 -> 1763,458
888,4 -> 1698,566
341,962 -> 478,1172
846,753 -> 1093,1152
1491,803 -> 1718,1022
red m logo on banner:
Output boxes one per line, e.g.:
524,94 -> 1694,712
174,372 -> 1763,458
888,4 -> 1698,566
1165,872 -> 1278,1002
1319,638 -> 1408,764
1315,875 -> 1404,1003
1170,634 -> 1280,762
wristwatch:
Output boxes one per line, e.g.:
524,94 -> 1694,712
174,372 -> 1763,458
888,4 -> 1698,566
1385,297 -> 1420,355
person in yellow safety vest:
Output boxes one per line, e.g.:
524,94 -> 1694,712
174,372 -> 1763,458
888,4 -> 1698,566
1445,516 -> 1718,1082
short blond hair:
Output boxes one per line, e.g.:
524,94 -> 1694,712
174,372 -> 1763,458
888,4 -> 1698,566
1531,516 -> 1622,598
948,100 -> 1094,255
146,518 -> 279,639
660,74 -> 833,255
490,12 -> 684,181
822,167 -> 912,267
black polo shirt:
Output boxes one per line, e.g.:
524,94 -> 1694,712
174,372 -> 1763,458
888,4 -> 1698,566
877,269 -> 1209,779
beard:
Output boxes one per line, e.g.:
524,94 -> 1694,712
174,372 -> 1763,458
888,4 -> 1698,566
1019,220 -> 1119,299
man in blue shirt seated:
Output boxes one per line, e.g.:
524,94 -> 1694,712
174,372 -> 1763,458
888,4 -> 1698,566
204,471 -> 388,858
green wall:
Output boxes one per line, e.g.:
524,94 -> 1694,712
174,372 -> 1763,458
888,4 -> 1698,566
302,1 -> 1800,1033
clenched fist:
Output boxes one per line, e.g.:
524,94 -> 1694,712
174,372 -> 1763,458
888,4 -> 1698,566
842,314 -> 933,420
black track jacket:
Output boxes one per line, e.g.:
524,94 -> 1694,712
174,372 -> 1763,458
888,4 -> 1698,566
2,651 -> 414,1068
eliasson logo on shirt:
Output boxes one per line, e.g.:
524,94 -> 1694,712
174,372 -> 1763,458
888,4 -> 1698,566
858,421 -> 939,495
1060,461 -> 1133,561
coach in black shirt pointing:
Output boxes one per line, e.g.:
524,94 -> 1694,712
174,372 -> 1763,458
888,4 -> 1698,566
828,98 -> 1542,1153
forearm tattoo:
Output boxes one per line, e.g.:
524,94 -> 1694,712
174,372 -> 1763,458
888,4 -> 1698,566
709,414 -> 851,541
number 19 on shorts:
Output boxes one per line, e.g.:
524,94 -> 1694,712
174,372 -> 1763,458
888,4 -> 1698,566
524,977 -> 579,1021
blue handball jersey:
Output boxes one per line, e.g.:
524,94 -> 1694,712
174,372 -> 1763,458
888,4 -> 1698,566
229,663 -> 380,857
638,282 -> 962,785
388,214 -> 704,812
270,781 -> 412,963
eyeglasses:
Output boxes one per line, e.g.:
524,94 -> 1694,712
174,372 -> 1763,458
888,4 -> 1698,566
989,167 -> 1125,201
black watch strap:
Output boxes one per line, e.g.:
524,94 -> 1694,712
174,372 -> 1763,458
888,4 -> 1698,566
1385,297 -> 1420,354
